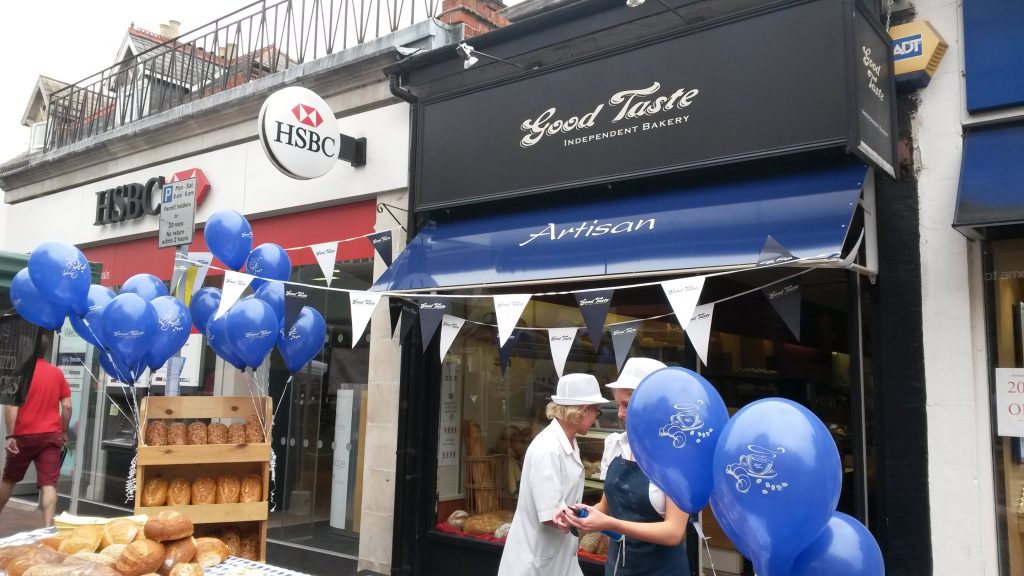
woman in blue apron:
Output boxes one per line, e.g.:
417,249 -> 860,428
564,358 -> 689,576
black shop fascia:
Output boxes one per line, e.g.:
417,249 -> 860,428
383,0 -> 899,574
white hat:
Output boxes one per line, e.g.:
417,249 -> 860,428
551,373 -> 611,405
607,357 -> 667,389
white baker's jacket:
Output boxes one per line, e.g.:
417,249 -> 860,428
497,419 -> 584,576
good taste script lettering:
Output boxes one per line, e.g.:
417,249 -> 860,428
520,82 -> 699,148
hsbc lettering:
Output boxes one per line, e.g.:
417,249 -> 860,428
94,177 -> 165,226
273,121 -> 337,158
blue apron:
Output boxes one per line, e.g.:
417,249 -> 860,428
603,457 -> 689,576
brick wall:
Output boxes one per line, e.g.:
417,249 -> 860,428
439,0 -> 509,38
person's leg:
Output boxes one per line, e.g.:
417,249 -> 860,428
0,480 -> 13,515
39,484 -> 57,527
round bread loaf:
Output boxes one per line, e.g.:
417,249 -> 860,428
218,528 -> 240,557
158,537 -> 197,576
239,475 -> 262,503
227,424 -> 246,444
169,563 -> 204,576
101,518 -> 141,548
115,539 -> 166,576
99,544 -> 128,561
193,538 -> 229,568
186,422 -> 207,445
206,423 -> 228,444
166,478 -> 191,506
215,476 -> 240,504
191,477 -> 216,505
167,421 -> 187,445
141,477 -> 169,507
239,531 -> 259,561
145,421 -> 167,446
144,510 -> 194,542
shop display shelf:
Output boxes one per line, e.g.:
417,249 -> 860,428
136,395 -> 272,561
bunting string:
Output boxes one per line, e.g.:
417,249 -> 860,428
280,227 -> 402,252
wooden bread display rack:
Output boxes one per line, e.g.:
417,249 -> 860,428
135,396 -> 272,561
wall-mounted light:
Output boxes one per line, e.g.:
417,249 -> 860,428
456,42 -> 532,70
626,0 -> 687,21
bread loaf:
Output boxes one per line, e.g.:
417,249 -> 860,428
166,478 -> 191,506
100,518 -> 140,548
6,555 -> 39,576
238,531 -> 259,561
193,538 -> 228,568
158,537 -> 197,576
141,477 -> 169,507
186,422 -> 207,445
462,510 -> 514,535
239,475 -> 262,503
244,415 -> 264,444
215,476 -> 240,504
218,528 -> 240,557
115,540 -> 166,576
191,477 -> 216,505
145,421 -> 167,447
227,424 -> 246,444
206,423 -> 228,444
167,421 -> 187,446
99,544 -> 127,561
168,563 -> 204,576
59,525 -> 102,555
144,510 -> 194,542
69,552 -> 116,567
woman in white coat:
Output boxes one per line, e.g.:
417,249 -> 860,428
497,373 -> 611,576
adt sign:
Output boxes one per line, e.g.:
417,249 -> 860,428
893,33 -> 923,61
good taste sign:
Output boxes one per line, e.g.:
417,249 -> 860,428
258,86 -> 367,180
414,0 -> 895,210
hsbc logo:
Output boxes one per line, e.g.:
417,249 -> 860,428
292,104 -> 323,128
93,168 -> 210,226
258,86 -> 366,180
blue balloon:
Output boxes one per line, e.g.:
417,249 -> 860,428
790,512 -> 885,576
206,313 -> 246,370
120,273 -> 169,301
10,268 -> 68,330
100,293 -> 158,369
626,367 -> 730,514
710,398 -> 842,576
70,285 -> 116,347
254,281 -> 284,323
205,210 -> 253,270
245,243 -> 291,291
189,287 -> 222,335
98,350 -> 139,384
225,298 -> 279,368
144,296 -> 192,371
27,241 -> 91,315
278,306 -> 326,373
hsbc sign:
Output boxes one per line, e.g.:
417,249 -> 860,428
258,86 -> 366,180
93,168 -> 210,226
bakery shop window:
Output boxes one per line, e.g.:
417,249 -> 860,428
433,269 -> 876,566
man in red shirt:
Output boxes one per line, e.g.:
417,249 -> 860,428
1,335 -> 72,527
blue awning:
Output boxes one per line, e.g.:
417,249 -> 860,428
373,161 -> 868,292
954,121 -> 1024,239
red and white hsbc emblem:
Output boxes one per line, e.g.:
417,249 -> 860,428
258,86 -> 341,180
292,104 -> 323,128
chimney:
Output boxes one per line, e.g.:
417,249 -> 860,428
167,20 -> 181,38
438,0 -> 508,39
159,23 -> 170,37
218,43 -> 237,61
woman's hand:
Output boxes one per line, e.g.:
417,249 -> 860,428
563,504 -> 612,532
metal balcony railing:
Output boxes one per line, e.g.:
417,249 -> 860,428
43,0 -> 442,152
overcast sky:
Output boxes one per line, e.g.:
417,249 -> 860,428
0,1 -> 251,167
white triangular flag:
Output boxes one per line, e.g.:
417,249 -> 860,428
547,327 -> 578,378
494,294 -> 531,347
188,252 -> 214,295
349,291 -> 383,348
215,271 -> 253,320
686,303 -> 715,366
311,242 -> 339,286
439,314 -> 466,361
661,276 -> 706,331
